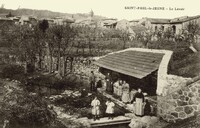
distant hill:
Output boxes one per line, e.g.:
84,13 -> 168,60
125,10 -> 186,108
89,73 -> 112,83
0,8 -> 107,20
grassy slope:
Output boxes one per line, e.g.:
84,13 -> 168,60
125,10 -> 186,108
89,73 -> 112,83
170,51 -> 200,78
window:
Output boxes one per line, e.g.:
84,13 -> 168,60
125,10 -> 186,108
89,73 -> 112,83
155,26 -> 158,31
172,25 -> 176,33
162,26 -> 164,31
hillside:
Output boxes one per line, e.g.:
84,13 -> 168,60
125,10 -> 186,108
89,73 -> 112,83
170,51 -> 200,78
0,8 -> 106,20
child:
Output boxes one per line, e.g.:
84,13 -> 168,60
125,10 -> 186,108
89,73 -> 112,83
105,99 -> 115,119
91,96 -> 100,121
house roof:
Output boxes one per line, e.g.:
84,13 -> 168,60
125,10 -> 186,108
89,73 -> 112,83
0,13 -> 8,17
101,18 -> 117,21
94,49 -> 165,79
170,15 -> 200,24
0,18 -> 13,21
146,18 -> 171,24
130,20 -> 139,22
63,18 -> 75,23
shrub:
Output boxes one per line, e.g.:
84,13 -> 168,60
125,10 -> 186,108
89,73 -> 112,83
1,87 -> 55,127
1,64 -> 25,80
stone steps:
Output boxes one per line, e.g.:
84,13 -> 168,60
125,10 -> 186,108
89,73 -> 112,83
90,116 -> 131,127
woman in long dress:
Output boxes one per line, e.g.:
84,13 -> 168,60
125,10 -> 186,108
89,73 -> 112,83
129,89 -> 137,103
91,96 -> 100,120
105,73 -> 113,93
133,88 -> 145,116
113,80 -> 119,95
105,99 -> 115,119
117,80 -> 123,97
121,81 -> 130,103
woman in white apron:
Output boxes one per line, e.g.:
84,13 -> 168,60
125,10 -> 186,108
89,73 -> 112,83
121,81 -> 130,103
133,88 -> 145,116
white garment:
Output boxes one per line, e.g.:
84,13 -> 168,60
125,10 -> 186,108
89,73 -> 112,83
135,98 -> 144,116
106,101 -> 115,114
91,99 -> 100,115
113,81 -> 119,95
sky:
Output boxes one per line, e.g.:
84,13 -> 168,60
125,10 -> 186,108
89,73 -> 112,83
1,0 -> 200,20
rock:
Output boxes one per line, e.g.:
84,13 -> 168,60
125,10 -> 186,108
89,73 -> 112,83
76,117 -> 90,127
72,91 -> 81,97
177,100 -> 188,106
125,113 -> 135,118
196,97 -> 200,102
183,87 -> 190,92
183,91 -> 188,96
179,95 -> 185,101
191,87 -> 197,92
192,106 -> 198,111
129,119 -> 144,128
58,113 -> 72,119
150,116 -> 159,124
188,99 -> 195,105
61,90 -> 73,96
178,90 -> 183,95
171,112 -> 178,118
185,97 -> 190,101
188,92 -> 194,98
179,112 -> 187,119
172,93 -> 179,99
175,107 -> 184,112
49,95 -> 63,101
140,116 -> 150,122
166,115 -> 175,120
29,92 -> 37,96
184,106 -> 194,115
140,116 -> 159,128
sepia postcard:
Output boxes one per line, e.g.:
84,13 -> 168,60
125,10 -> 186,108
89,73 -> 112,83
0,0 -> 199,128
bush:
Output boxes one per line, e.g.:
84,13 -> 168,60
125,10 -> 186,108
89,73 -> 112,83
1,87 -> 55,127
1,64 -> 25,80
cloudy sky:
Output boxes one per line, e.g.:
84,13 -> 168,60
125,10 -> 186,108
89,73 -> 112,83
1,0 -> 200,20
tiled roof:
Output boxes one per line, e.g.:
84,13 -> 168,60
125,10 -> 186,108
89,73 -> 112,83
170,15 -> 200,24
94,50 -> 164,79
147,18 -> 170,24
101,18 -> 117,21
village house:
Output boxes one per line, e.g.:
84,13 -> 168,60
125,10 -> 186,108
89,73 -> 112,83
129,19 -> 139,26
116,19 -> 130,30
133,15 -> 200,35
170,15 -> 200,34
97,18 -> 118,29
18,16 -> 38,27
130,25 -> 148,35
0,18 -> 14,26
0,13 -> 9,18
53,17 -> 75,25
75,18 -> 97,27
137,17 -> 171,32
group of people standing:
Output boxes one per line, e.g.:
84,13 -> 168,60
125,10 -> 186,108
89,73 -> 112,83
89,71 -> 151,118
109,79 -> 152,117
91,96 -> 115,121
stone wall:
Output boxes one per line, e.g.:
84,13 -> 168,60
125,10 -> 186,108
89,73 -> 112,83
157,79 -> 200,123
